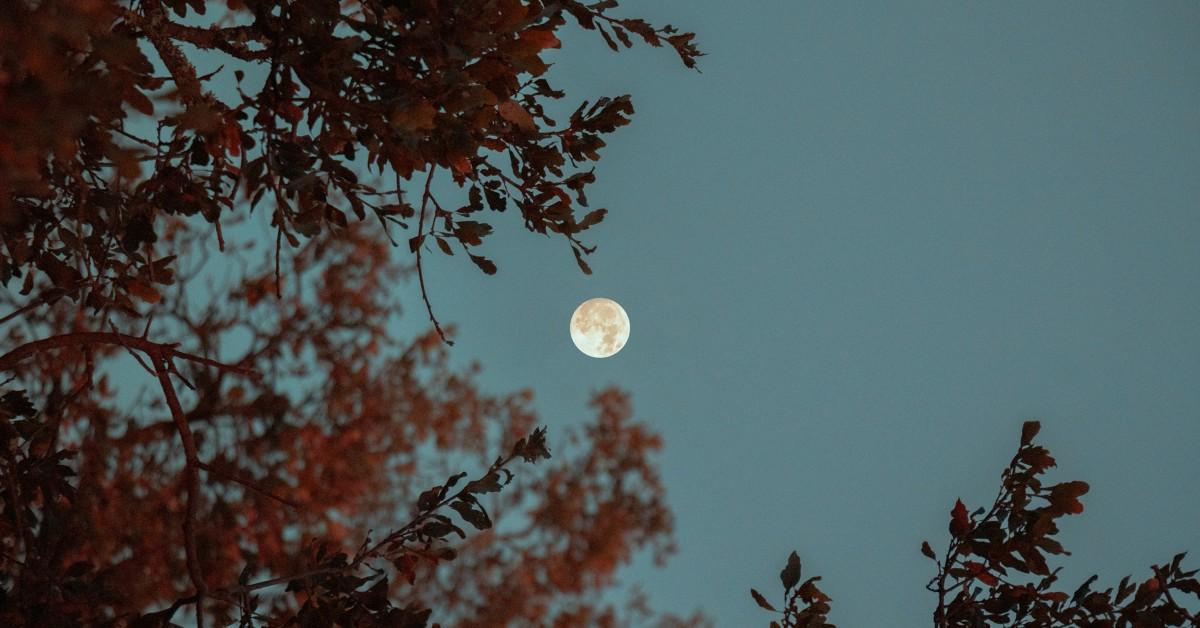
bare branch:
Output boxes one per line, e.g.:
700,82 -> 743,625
414,168 -> 453,346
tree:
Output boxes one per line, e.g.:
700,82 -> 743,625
0,0 -> 703,626
750,422 -> 1199,627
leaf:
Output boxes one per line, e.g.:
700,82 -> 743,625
780,551 -> 801,591
921,541 -> 936,560
498,100 -> 537,131
571,246 -> 592,274
389,100 -> 437,131
450,155 -> 473,175
750,588 -> 776,612
126,279 -> 161,304
965,561 -> 998,587
469,254 -> 497,275
520,29 -> 561,51
1021,420 -> 1041,446
514,427 -> 551,462
1072,574 -> 1099,604
597,25 -> 619,52
950,498 -> 970,538
465,472 -> 503,494
450,498 -> 492,530
453,220 -> 493,246
125,86 -> 154,116
417,486 -> 443,511
577,208 -> 607,230
420,520 -> 464,539
1054,480 -> 1090,498
1175,578 -> 1200,595
484,186 -> 507,211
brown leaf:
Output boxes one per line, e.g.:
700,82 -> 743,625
498,100 -> 537,131
1021,420 -> 1041,446
780,551 -> 801,591
126,280 -> 161,304
750,588 -> 776,612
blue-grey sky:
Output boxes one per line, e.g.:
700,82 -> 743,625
402,1 -> 1200,625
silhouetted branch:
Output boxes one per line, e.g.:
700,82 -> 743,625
0,332 -> 257,378
152,355 -> 207,628
414,168 -> 453,346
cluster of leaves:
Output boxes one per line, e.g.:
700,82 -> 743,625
0,0 -> 699,340
752,422 -> 1199,627
750,551 -> 834,628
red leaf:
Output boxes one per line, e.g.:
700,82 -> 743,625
126,280 -> 161,304
222,121 -> 242,157
949,498 -> 970,538
450,155 -> 473,175
520,29 -> 561,51
965,561 -> 998,587
280,104 -> 303,124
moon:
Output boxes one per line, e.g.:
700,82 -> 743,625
569,298 -> 630,358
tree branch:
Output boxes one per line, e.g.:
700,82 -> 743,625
118,2 -> 205,104
152,355 -> 207,628
0,331 -> 257,378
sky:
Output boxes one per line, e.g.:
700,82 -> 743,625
396,1 -> 1200,625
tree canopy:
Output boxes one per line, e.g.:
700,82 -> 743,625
0,0 -> 703,626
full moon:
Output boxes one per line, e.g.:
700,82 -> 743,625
569,298 -> 630,358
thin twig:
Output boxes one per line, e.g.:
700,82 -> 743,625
414,168 -> 452,345
0,331 -> 258,379
198,461 -> 300,510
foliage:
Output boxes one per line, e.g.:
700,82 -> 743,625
749,551 -> 834,628
0,0 -> 699,339
751,422 -> 1199,627
0,0 -> 702,626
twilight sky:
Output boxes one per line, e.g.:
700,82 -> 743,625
395,1 -> 1200,624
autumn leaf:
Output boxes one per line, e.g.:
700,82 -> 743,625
126,280 -> 161,304
965,561 -> 998,587
750,588 -> 776,612
449,155 -> 473,175
520,29 -> 561,51
780,551 -> 801,591
949,498 -> 970,538
124,86 -> 154,116
498,100 -> 537,131
390,100 -> 437,132
1021,420 -> 1041,446
469,254 -> 497,275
